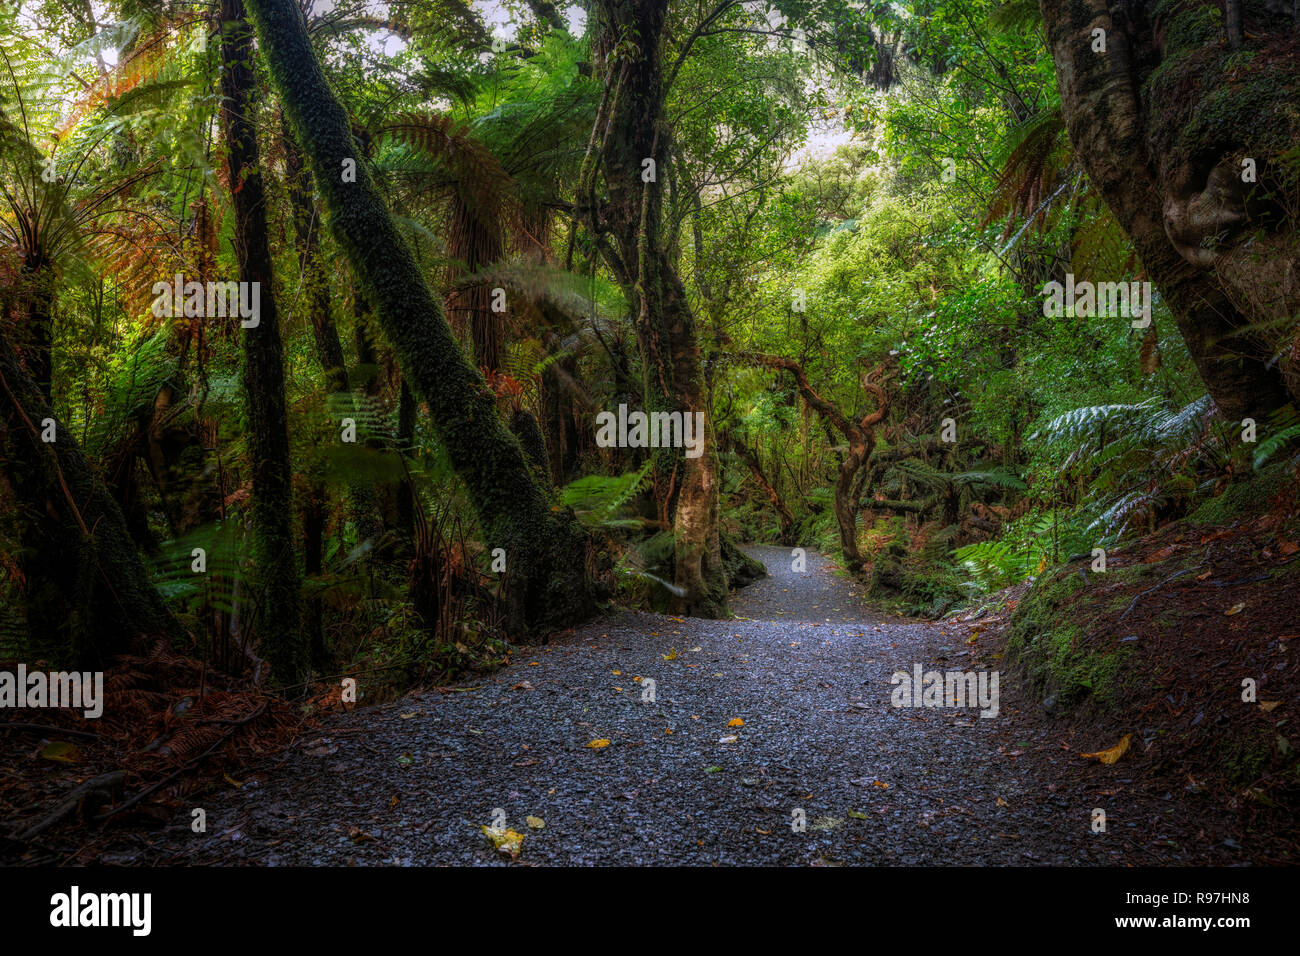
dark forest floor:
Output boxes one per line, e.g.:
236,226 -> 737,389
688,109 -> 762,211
62,544 -> 1279,866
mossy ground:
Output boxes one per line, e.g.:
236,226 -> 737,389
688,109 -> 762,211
983,466 -> 1300,840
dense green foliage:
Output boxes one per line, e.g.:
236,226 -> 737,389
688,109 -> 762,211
2,0 -> 1297,686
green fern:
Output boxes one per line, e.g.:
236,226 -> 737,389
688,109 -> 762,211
1253,406 -> 1300,469
560,461 -> 653,529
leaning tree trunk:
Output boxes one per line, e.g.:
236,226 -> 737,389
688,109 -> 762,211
0,325 -> 186,665
1038,0 -> 1298,420
726,431 -> 796,545
584,0 -> 728,616
220,0 -> 303,686
751,354 -> 889,574
242,0 -> 594,635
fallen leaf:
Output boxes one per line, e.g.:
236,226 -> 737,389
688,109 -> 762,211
718,734 -> 739,744
809,816 -> 843,831
586,738 -> 611,749
996,797 -> 1008,807
512,681 -> 534,691
662,649 -> 678,661
39,741 -> 81,764
1260,701 -> 1281,713
525,815 -> 545,830
727,717 -> 745,727
1225,603 -> 1245,616
482,825 -> 524,858
1081,733 -> 1132,764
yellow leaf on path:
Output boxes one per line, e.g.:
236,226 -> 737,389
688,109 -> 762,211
612,670 -> 621,676
996,797 -> 1008,807
525,816 -> 545,830
1081,733 -> 1132,764
873,780 -> 890,789
1225,603 -> 1245,616
662,648 -> 678,660
1260,701 -> 1281,713
224,774 -> 245,789
727,718 -> 745,727
586,738 -> 610,749
482,826 -> 524,858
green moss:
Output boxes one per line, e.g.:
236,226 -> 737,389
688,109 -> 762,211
1004,566 -> 1130,708
1158,0 -> 1221,53
1215,733 -> 1272,785
1188,462 -> 1291,524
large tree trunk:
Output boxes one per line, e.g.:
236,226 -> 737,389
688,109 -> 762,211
0,325 -> 186,665
242,0 -> 595,635
1038,0 -> 1298,420
585,0 -> 728,616
220,0 -> 303,685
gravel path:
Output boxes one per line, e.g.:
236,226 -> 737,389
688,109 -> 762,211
142,546 -> 1233,865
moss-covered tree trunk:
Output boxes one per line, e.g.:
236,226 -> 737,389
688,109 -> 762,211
0,324 -> 186,665
242,0 -> 594,634
1038,0 -> 1299,419
220,0 -> 303,685
585,0 -> 728,617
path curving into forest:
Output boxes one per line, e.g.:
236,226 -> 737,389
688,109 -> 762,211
142,547 -> 1227,866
